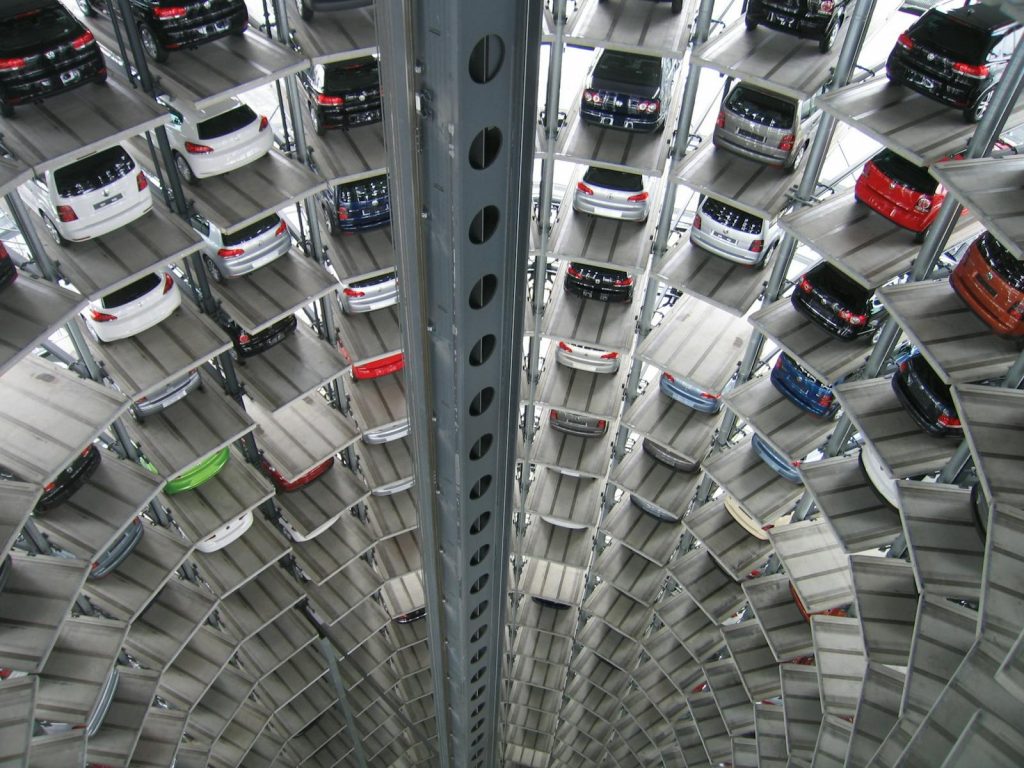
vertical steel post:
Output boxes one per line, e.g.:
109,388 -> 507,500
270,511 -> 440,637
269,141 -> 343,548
317,637 -> 368,768
377,2 -> 541,766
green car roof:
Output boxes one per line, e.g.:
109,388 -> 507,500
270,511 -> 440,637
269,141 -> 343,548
164,446 -> 231,495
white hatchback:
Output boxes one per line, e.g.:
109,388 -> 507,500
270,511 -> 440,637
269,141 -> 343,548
163,97 -> 273,183
86,271 -> 181,342
20,143 -> 152,244
195,509 -> 254,553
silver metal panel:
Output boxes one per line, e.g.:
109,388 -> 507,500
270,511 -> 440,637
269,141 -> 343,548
564,0 -> 693,57
542,263 -> 642,352
303,122 -> 387,187
0,153 -> 32,200
212,250 -> 340,335
978,502 -> 1024,652
749,297 -> 871,385
779,189 -> 982,289
657,236 -> 770,317
584,583 -> 652,639
194,516 -> 292,599
847,662 -> 905,768
726,375 -> 834,461
702,438 -> 804,526
287,7 -> 376,63
849,555 -> 918,665
519,558 -> 587,606
0,273 -> 85,376
257,648 -> 329,711
722,621 -> 782,702
87,304 -> 231,399
509,655 -> 571,692
513,627 -> 573,665
291,513 -> 373,586
898,481 -> 984,600
768,518 -> 854,613
0,355 -> 127,485
159,624 -> 236,710
323,226 -> 394,281
668,547 -> 745,623
577,620 -> 637,670
636,293 -> 751,392
754,702 -> 788,768
687,691 -> 732,764
365,490 -> 418,540
940,709 -> 1024,768
956,384 -> 1024,508
601,495 -> 682,567
996,625 -> 1024,705
608,445 -> 703,523
810,615 -> 867,717
931,156 -> 1024,260
346,369 -> 407,436
592,541 -> 666,606
238,612 -> 317,685
879,279 -> 1021,385
249,392 -> 358,480
355,437 -> 414,493
533,358 -> 627,420
524,467 -> 602,529
29,729 -> 87,768
799,455 -> 902,553
812,714 -> 852,768
0,483 -> 39,560
834,377 -> 956,478
336,306 -> 402,366
86,667 -> 160,768
742,573 -> 814,662
529,415 -> 613,478
520,519 -> 593,569
684,497 -> 773,581
125,579 -> 218,671
780,663 -> 823,764
219,567 -> 304,643
620,382 -> 722,463
131,708 -> 189,768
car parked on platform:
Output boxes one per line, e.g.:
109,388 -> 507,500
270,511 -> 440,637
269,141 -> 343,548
294,0 -> 371,21
564,262 -> 634,302
218,313 -> 298,358
791,261 -> 886,341
300,56 -> 382,135
549,409 -> 608,438
642,436 -> 699,473
320,173 -> 390,234
130,369 -> 202,422
659,370 -> 726,414
20,143 -> 152,244
713,81 -> 821,170
751,432 -> 802,483
89,516 -> 144,579
572,166 -> 651,222
0,444 -> 101,512
351,351 -> 405,380
260,455 -> 334,493
195,509 -> 253,553
86,271 -> 181,342
770,352 -> 837,417
554,339 -> 621,374
580,49 -> 678,133
190,211 -> 291,282
886,3 -> 1022,122
338,268 -> 398,314
162,97 -> 273,184
892,351 -> 967,436
950,230 -> 1024,337
164,446 -> 230,495
597,0 -> 685,13
689,194 -> 781,267
859,439 -> 899,508
744,0 -> 851,53
0,0 -> 107,118
0,245 -> 16,291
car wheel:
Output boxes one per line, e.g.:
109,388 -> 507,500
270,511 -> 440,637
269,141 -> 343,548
309,102 -> 325,136
174,152 -> 197,185
758,242 -> 777,269
819,15 -> 841,53
203,255 -> 224,283
964,88 -> 993,123
744,15 -> 758,30
672,0 -> 683,12
913,226 -> 928,244
41,213 -> 66,246
139,23 -> 168,63
784,140 -> 807,172
323,201 -> 340,235
0,102 -> 13,118
93,68 -> 108,86
231,19 -> 248,35
77,0 -> 95,16
298,0 -> 314,20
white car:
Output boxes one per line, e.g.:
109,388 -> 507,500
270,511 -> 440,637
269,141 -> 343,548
689,193 -> 781,268
554,339 -> 620,374
338,268 -> 399,314
190,211 -> 291,281
859,439 -> 899,509
163,97 -> 273,184
20,143 -> 152,244
194,509 -> 254,553
86,272 -> 181,342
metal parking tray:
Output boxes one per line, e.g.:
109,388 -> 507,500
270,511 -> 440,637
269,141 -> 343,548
656,236 -> 769,317
742,573 -> 814,662
125,579 -> 217,672
565,0 -> 694,57
529,414 -> 614,478
274,461 -> 369,541
302,114 -> 386,187
0,483 -> 36,562
684,497 -> 772,581
356,437 -> 414,493
779,663 -> 823,763
85,667 -> 160,768
541,262 -> 642,352
607,444 -> 703,523
846,662 -> 906,768
323,226 -> 394,282
192,516 -> 290,600
601,495 -> 682,567
686,692 -> 731,765
725,374 -> 834,462
335,305 -> 402,366
288,9 -> 376,63
620,382 -> 722,464
0,272 -> 85,377
518,557 -> 587,606
768,518 -> 854,613
721,620 -> 782,702
524,467 -> 602,529
521,519 -> 594,569
850,555 -> 918,666
956,384 -> 1024,509
933,155 -> 1024,260
219,567 -> 304,646
290,512 -> 373,586
346,368 -> 407,436
668,547 -> 745,623
593,541 -> 667,607
703,438 -> 804,526
533,358 -> 626,420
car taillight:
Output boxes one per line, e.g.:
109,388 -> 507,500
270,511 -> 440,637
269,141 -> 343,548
938,413 -> 961,428
837,309 -> 867,326
549,410 -> 559,419
90,309 -> 118,322
317,94 -> 345,106
163,273 -> 174,293
137,172 -> 148,191
914,195 -> 932,212
818,393 -> 833,407
185,142 -> 214,154
779,134 -> 795,151
577,181 -> 594,195
0,57 -> 27,72
71,31 -> 95,49
217,248 -> 244,258
896,32 -> 914,50
275,220 -> 288,236
613,277 -> 633,287
567,266 -> 583,279
953,62 -> 989,79
662,372 -> 675,382
799,277 -> 813,293
343,288 -> 365,297
820,0 -> 834,10
715,110 -> 725,129
1010,302 -> 1024,319
57,205 -> 78,222
640,99 -> 660,114
899,360 -> 909,373
337,206 -> 349,220
693,214 -> 702,230
82,447 -> 92,458
238,333 -> 251,344
627,192 -> 649,202
750,239 -> 764,253
583,89 -> 600,103
558,341 -> 572,352
597,420 -> 607,429
259,116 -> 269,131
600,351 -> 618,360
153,6 -> 187,18
43,482 -> 56,492
700,392 -> 721,400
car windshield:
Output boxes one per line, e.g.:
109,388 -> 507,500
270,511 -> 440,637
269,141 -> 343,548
979,233 -> 1024,290
871,149 -> 938,194
197,104 -> 258,140
0,5 -> 77,51
725,86 -> 795,129
582,166 -> 644,192
54,146 -> 135,198
101,273 -> 161,309
221,214 -> 280,246
593,51 -> 662,88
913,12 -> 997,64
323,58 -> 380,91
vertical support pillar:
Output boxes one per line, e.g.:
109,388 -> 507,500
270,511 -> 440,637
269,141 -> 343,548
377,2 -> 542,766
317,637 -> 368,768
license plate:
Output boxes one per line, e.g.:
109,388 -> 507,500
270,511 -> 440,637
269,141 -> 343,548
911,72 -> 935,90
161,388 -> 190,408
767,11 -> 797,27
737,129 -> 764,142
94,193 -> 123,210
60,68 -> 80,84
713,232 -> 736,243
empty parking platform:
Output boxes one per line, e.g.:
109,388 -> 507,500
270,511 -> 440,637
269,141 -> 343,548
742,573 -> 814,661
584,583 -> 655,640
0,355 -> 127,486
288,10 -> 377,63
687,692 -> 731,765
520,519 -> 594,570
684,497 -> 772,581
897,481 -> 984,601
879,279 -> 1022,385
977,502 -> 1024,651
656,235 -> 769,317
955,384 -> 1024,509
347,369 -> 408,439
519,558 -> 587,606
335,305 -> 402,367
636,294 -> 751,392
528,412 -> 615,478
31,725 -> 87,766
780,663 -> 823,764
132,707 -> 190,768
578,620 -> 638,671
218,567 -> 305,644
323,226 -> 395,282
704,659 -> 756,736
275,462 -> 369,542
933,155 -> 1024,260
565,0 -> 693,58
356,436 -> 415,495
541,263 -> 643,352
304,122 -> 387,188
192,518 -> 292,600
235,324 -> 348,412
0,272 -> 85,376
124,578 -> 218,672
818,76 -> 1024,167
524,467 -> 602,529
721,620 -> 783,702
668,547 -> 745,623
158,625 -> 237,711
533,358 -> 627,420
291,515 -> 374,586
365,490 -> 418,540
845,662 -> 906,768
621,382 -> 722,463
850,555 -> 918,666
0,483 -> 36,561
753,703 -> 788,768
834,377 -> 957,478
85,667 -> 160,768
593,541 -> 667,606
601,495 -> 682,567
304,560 -> 379,628
780,189 -> 983,289
702,438 -> 805,526
607,445 -> 703,523
768,518 -> 855,613
749,297 -> 871,385
813,715 -> 854,767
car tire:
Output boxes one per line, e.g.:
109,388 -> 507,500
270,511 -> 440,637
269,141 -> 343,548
819,15 -> 841,53
94,68 -> 108,86
41,213 -> 66,246
964,88 -> 993,123
324,201 -> 340,236
757,242 -> 777,269
309,102 -> 325,136
139,23 -> 168,63
77,0 -> 95,16
298,0 -> 314,20
203,255 -> 224,283
174,152 -> 197,185
784,140 -> 807,172
744,15 -> 758,30
672,0 -> 683,12
0,102 -> 13,118
231,19 -> 248,35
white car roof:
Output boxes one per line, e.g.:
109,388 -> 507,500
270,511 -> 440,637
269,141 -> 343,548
163,96 -> 246,124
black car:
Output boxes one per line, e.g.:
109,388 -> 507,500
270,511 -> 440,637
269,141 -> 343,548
300,57 -> 382,136
218,313 -> 297,359
0,244 -> 17,291
791,261 -> 885,341
580,50 -> 677,133
320,173 -> 390,234
0,1 -> 106,118
0,555 -> 10,595
886,4 -> 1022,122
891,351 -> 963,435
564,262 -> 634,303
0,444 -> 102,512
78,0 -> 248,63
744,0 -> 850,53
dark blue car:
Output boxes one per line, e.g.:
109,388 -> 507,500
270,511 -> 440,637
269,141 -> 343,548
321,173 -> 390,234
770,352 -> 837,418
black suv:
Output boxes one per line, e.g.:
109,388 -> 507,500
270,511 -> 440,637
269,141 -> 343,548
580,50 -> 677,133
791,261 -> 885,341
887,4 -> 1022,122
0,1 -> 106,118
744,0 -> 850,53
320,173 -> 390,234
218,313 -> 297,359
564,262 -> 634,303
78,0 -> 248,63
300,57 -> 382,136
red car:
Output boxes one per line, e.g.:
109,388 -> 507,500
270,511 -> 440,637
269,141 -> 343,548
950,231 -> 1024,337
260,455 -> 334,492
352,351 -> 404,381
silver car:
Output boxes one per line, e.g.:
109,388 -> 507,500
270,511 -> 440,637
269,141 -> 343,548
642,437 -> 699,473
338,268 -> 399,314
713,81 -> 820,170
549,409 -> 608,438
572,166 -> 650,222
690,194 -> 781,268
191,212 -> 292,282
554,339 -> 621,374
131,369 -> 202,421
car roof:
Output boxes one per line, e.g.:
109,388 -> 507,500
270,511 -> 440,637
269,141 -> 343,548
163,96 -> 245,122
935,3 -> 1019,33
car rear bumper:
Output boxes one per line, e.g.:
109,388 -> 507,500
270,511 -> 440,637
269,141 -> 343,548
187,131 -> 273,178
89,517 -> 143,579
554,345 -> 620,374
770,365 -> 833,417
854,179 -> 931,232
713,128 -> 789,167
362,418 -> 411,444
1,50 -> 106,107
751,434 -> 801,483
690,227 -> 764,265
91,286 -> 181,343
790,292 -> 865,341
746,3 -> 834,38
154,9 -> 248,49
215,236 -> 291,278
949,269 -> 1024,337
352,351 -> 404,380
563,276 -> 632,303
572,192 -> 649,222
339,283 -> 399,313
658,374 -> 723,413
37,445 -> 102,511
59,194 -> 153,243
133,369 -> 203,417
194,510 -> 253,553
886,56 -> 980,109
891,372 -> 956,436
580,106 -> 663,132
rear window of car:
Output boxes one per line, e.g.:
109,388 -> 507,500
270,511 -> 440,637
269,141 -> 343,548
913,11 -> 998,64
808,263 -> 872,307
0,5 -> 77,51
582,166 -> 644,192
725,85 -> 795,130
53,146 -> 135,198
907,354 -> 951,399
337,174 -> 388,203
979,232 -> 1024,290
101,273 -> 161,309
221,214 -> 280,246
593,51 -> 662,88
197,105 -> 257,140
871,149 -> 937,194
323,58 -> 380,92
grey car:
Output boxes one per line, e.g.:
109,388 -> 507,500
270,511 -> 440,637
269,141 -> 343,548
572,166 -> 650,222
89,516 -> 144,580
690,194 -> 781,268
191,211 -> 292,282
713,81 -> 821,170
642,437 -> 699,473
549,409 -> 608,438
131,369 -> 203,421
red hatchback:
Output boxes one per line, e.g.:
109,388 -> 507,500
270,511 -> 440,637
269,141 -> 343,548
950,231 -> 1024,337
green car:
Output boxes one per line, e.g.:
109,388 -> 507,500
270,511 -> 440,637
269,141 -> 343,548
158,447 -> 231,495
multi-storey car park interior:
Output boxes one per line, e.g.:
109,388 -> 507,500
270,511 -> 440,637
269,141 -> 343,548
2,0 -> 1024,765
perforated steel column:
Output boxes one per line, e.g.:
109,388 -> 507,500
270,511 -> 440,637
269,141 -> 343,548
377,2 -> 542,766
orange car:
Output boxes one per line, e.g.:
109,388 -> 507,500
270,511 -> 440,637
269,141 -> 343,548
950,232 -> 1024,337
